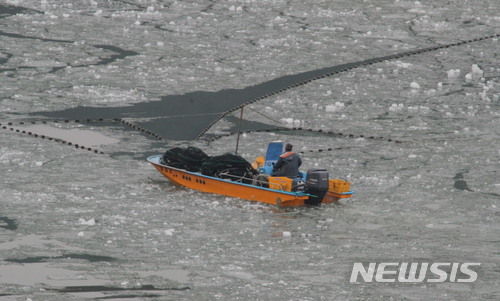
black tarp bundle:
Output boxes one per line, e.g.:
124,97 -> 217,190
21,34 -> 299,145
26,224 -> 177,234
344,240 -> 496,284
200,153 -> 258,184
161,148 -> 257,183
161,146 -> 209,172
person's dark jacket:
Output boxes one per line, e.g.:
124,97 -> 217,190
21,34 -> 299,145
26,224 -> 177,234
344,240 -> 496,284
272,151 -> 302,177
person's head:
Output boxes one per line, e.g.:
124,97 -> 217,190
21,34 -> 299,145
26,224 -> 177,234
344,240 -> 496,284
285,143 -> 293,152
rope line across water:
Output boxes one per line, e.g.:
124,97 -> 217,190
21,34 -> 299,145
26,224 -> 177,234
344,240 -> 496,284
0,117 -> 167,146
3,118 -> 121,125
206,127 -> 404,154
119,119 -> 166,141
196,33 -> 499,139
0,122 -> 105,154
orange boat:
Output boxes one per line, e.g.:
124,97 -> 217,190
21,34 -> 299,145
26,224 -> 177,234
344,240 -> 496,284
147,142 -> 354,207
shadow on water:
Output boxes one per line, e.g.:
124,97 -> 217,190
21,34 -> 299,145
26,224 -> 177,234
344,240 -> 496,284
94,294 -> 161,299
46,285 -> 189,293
0,4 -> 41,19
0,28 -> 138,72
0,285 -> 191,300
0,216 -> 18,230
5,253 -> 117,264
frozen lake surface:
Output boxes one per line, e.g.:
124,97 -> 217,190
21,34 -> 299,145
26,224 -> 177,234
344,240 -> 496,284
1,0 -> 499,300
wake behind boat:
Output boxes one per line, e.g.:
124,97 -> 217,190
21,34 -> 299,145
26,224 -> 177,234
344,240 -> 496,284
148,142 -> 354,207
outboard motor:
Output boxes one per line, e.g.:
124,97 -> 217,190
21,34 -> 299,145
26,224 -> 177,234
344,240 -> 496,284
305,168 -> 329,206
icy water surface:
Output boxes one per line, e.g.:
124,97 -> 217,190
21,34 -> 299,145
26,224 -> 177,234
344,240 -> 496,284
1,0 -> 499,300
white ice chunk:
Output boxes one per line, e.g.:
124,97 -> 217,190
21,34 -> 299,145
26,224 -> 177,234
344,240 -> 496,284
281,118 -> 294,125
229,5 -> 241,12
466,64 -> 484,81
419,106 -> 430,114
79,218 -> 96,226
410,82 -> 420,89
389,103 -> 404,112
465,73 -> 473,83
325,102 -> 344,112
393,61 -> 412,69
325,105 -> 337,112
447,69 -> 461,79
471,64 -> 483,77
408,106 -> 419,113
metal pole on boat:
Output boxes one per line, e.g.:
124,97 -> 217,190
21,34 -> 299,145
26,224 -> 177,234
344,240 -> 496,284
235,106 -> 244,155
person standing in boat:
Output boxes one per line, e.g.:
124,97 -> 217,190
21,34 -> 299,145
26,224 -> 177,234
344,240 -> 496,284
272,143 -> 302,178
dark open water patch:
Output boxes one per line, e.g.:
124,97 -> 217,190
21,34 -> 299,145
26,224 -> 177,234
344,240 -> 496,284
0,216 -> 18,230
0,30 -> 73,43
0,29 -> 138,73
49,44 -> 139,73
47,284 -> 189,293
0,52 -> 12,65
95,294 -> 162,299
453,171 -> 473,192
5,253 -> 117,263
0,4 -> 41,19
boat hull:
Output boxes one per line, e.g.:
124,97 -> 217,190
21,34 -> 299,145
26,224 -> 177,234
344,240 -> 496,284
147,155 -> 353,206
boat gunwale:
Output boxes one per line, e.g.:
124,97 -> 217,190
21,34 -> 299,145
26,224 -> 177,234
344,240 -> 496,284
147,155 -> 314,197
